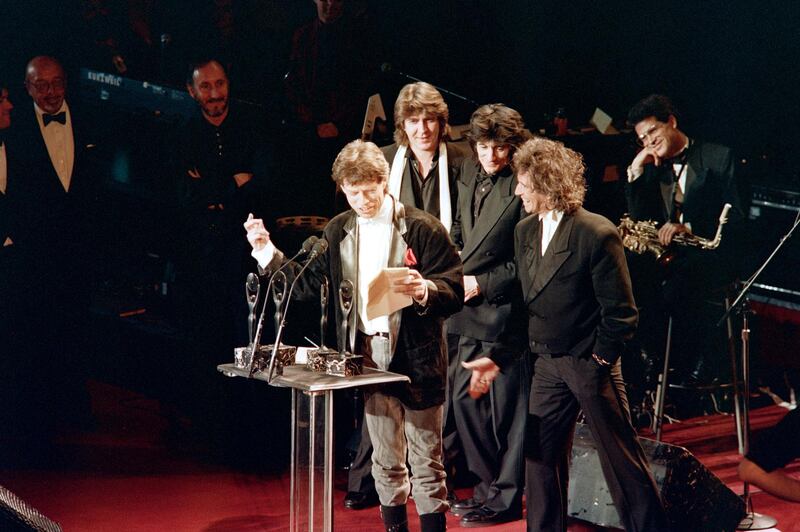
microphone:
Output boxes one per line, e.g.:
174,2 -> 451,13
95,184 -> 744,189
307,238 -> 329,261
250,235 -> 319,376
288,235 -> 319,264
265,238 -> 330,381
380,63 -> 478,107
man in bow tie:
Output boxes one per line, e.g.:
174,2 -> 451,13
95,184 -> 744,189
625,94 -> 744,388
8,55 -> 98,437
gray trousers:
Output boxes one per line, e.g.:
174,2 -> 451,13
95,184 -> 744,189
365,392 -> 449,515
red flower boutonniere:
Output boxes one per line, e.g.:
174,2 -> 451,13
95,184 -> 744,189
404,248 -> 418,267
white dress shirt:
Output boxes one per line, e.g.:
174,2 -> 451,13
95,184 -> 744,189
539,209 -> 564,255
251,196 -> 396,335
356,197 -> 393,334
34,101 -> 74,191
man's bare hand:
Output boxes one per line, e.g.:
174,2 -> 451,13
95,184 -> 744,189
463,275 -> 480,302
462,357 -> 500,399
657,222 -> 690,246
244,213 -> 270,251
392,269 -> 428,302
631,145 -> 661,173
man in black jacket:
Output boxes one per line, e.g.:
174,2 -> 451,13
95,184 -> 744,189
625,94 -> 744,385
447,104 -> 530,527
245,139 -> 463,532
10,56 -> 98,432
468,137 -> 669,531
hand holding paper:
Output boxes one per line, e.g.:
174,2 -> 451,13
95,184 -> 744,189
366,267 -> 412,320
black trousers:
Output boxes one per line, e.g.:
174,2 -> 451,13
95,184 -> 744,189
526,354 -> 669,532
452,336 -> 529,513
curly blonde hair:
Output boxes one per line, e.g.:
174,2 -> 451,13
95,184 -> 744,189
393,82 -> 450,145
331,140 -> 390,188
512,137 -> 586,214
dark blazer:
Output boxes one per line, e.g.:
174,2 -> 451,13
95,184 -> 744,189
448,161 -> 527,364
515,207 -> 638,364
626,140 -> 743,244
6,102 -> 96,268
381,141 -> 469,220
266,199 -> 464,409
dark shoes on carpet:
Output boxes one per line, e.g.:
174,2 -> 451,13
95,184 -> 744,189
459,506 -> 521,527
450,497 -> 481,516
344,489 -> 380,510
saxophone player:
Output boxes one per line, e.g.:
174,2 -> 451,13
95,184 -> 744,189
625,94 -> 744,390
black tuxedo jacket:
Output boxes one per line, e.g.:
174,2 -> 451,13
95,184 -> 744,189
514,208 -> 637,364
6,102 -> 97,268
266,200 -> 464,409
626,140 -> 743,244
448,161 -> 526,364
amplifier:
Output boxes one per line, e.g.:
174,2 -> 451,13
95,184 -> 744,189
745,184 -> 800,298
750,185 -> 800,215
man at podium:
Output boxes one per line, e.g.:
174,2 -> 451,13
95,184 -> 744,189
244,139 -> 463,532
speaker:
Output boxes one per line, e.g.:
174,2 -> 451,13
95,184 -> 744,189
0,484 -> 62,532
568,423 -> 745,531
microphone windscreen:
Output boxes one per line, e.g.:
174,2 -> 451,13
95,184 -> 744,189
311,239 -> 329,257
301,235 -> 319,254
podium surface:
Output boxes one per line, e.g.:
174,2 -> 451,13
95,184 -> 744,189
218,362 -> 408,531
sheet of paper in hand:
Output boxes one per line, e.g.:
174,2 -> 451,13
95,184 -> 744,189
366,267 -> 412,320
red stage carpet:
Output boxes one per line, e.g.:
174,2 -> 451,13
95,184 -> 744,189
1,381 -> 798,531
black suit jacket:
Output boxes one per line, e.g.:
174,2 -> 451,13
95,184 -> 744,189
266,200 -> 464,409
448,161 -> 527,365
514,208 -> 638,364
6,102 -> 97,270
626,140 -> 743,245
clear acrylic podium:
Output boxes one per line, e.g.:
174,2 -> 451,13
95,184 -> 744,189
218,363 -> 409,531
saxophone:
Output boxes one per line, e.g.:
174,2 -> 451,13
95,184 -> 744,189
618,203 -> 732,265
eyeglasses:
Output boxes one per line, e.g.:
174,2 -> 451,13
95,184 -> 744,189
29,79 -> 66,93
635,122 -> 664,147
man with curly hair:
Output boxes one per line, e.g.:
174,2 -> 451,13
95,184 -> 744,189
468,137 -> 669,531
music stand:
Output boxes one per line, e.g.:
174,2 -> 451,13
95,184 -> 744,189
720,211 -> 800,530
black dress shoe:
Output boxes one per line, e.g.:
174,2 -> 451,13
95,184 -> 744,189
459,507 -> 521,528
344,490 -> 380,510
450,497 -> 481,516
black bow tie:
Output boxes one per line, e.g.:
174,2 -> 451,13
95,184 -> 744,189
43,112 -> 66,126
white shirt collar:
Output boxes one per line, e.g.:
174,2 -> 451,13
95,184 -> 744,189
538,209 -> 563,223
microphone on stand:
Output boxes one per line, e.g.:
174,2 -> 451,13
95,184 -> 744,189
248,236 -> 318,376
380,63 -> 478,107
266,238 -> 330,381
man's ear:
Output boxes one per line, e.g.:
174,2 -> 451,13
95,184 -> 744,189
667,114 -> 678,129
187,84 -> 196,100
